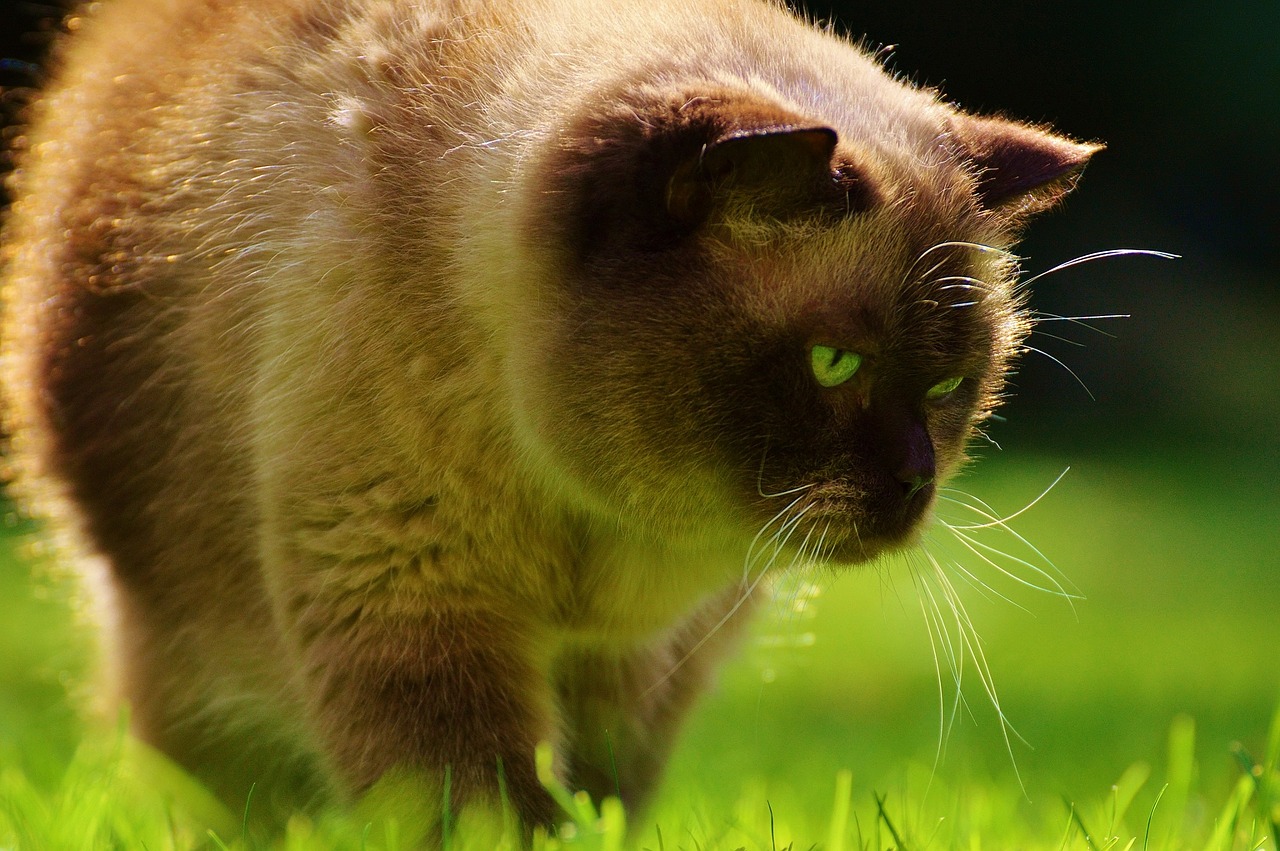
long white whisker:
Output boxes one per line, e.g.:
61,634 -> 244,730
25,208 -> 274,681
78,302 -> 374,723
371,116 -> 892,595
812,521 -> 831,564
743,492 -> 810,581
902,241 -> 1013,292
925,534 -> 1034,614
757,502 -> 811,565
1032,312 -> 1131,322
917,556 -> 971,739
937,489 -> 1076,596
1020,344 -> 1095,400
940,469 -> 1070,530
910,258 -> 950,290
913,564 -> 952,773
931,567 -> 1028,793
1018,248 -> 1178,289
755,445 -> 812,499
1030,329 -> 1087,348
790,522 -> 817,570
932,568 -> 1018,735
1032,312 -> 1130,340
759,481 -> 814,499
916,241 -> 1014,266
917,556 -> 965,683
931,275 -> 994,292
650,505 -> 815,697
946,527 -> 1081,603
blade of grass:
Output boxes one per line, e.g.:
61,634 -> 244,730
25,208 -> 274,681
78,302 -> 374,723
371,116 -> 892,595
826,770 -> 853,851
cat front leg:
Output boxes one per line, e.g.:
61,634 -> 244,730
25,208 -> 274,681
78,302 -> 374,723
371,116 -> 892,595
285,592 -> 562,829
557,580 -> 761,815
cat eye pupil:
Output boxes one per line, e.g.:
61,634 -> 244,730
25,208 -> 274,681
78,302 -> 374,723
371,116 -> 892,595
927,376 -> 964,400
810,344 -> 862,388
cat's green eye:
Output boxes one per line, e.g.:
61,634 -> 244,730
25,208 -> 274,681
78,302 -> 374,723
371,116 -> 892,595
926,376 -> 964,401
810,345 -> 862,388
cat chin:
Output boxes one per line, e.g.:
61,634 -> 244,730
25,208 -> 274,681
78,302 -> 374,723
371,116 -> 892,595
773,490 -> 936,567
810,530 -> 922,568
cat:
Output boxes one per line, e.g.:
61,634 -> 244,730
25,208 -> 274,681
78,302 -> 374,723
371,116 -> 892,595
0,0 -> 1097,831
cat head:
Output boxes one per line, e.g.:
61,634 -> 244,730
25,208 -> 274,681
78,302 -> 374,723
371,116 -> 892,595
512,78 -> 1097,564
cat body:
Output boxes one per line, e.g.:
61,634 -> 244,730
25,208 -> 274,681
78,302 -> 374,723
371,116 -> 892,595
1,0 -> 1094,826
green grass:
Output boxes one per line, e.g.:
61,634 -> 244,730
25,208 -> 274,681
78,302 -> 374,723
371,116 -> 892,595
1,448 -> 1277,849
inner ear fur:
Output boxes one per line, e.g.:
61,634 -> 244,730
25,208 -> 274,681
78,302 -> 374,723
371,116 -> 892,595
949,112 -> 1102,215
544,84 -> 878,261
664,114 -> 839,226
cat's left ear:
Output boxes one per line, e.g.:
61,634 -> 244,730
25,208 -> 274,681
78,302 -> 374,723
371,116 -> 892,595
665,123 -> 839,227
949,113 -> 1102,215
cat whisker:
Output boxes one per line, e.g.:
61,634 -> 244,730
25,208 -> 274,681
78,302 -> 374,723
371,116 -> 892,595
929,561 -> 1030,792
921,532 -> 1030,611
757,508 -> 809,571
1031,311 -> 1129,339
743,491 -> 810,577
910,555 -> 960,679
910,548 -> 1033,785
1019,343 -> 1095,400
937,485 -> 1080,606
900,241 -> 1009,294
931,275 -> 996,292
904,460 -> 1087,778
971,423 -> 1002,449
1029,329 -> 1087,347
767,518 -> 831,625
812,520 -> 832,564
1015,249 -> 1175,396
1017,248 -> 1179,290
791,521 -> 818,570
911,550 -> 981,773
940,468 -> 1069,531
754,446 -> 814,500
759,481 -> 814,499
910,259 -> 950,293
743,496 -> 813,582
649,504 -> 816,697
939,520 -> 1081,604
910,240 -> 1012,273
1028,310 -> 1130,350
915,273 -> 998,310
914,568 -> 952,768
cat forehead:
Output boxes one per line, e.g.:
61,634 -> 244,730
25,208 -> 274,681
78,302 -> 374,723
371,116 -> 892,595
711,161 -> 1010,291
708,210 -> 1020,347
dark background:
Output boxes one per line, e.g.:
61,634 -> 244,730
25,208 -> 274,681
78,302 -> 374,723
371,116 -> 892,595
3,1 -> 1277,452
815,1 -> 1280,459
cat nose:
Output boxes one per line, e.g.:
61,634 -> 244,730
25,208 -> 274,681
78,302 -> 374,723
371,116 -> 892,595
893,420 -> 935,501
898,472 -> 935,500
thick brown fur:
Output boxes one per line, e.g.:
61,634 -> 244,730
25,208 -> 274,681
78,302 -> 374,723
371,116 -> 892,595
1,0 -> 1096,830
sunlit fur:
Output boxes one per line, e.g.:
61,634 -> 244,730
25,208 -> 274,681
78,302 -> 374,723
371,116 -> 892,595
2,0 -> 1100,828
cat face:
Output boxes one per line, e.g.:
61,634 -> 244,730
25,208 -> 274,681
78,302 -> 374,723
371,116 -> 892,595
516,83 -> 1093,564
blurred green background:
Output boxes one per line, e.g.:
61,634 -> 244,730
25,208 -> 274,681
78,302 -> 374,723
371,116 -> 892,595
1,0 -> 1278,844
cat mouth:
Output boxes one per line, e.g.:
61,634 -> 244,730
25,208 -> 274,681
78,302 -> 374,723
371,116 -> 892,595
767,480 -> 935,566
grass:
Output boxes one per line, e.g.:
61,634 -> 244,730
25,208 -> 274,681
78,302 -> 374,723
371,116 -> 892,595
1,447 -> 1277,849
